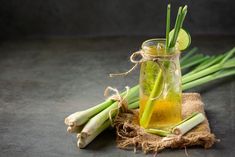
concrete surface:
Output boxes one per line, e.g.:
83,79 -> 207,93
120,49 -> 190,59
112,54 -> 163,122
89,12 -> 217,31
0,37 -> 234,157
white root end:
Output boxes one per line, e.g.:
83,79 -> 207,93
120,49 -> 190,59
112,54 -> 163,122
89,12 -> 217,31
76,121 -> 110,149
77,138 -> 86,148
64,111 -> 84,126
67,126 -> 83,133
64,117 -> 75,126
172,128 -> 181,135
77,132 -> 89,148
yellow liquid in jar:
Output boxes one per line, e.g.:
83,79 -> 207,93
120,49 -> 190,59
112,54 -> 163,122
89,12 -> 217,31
139,92 -> 182,130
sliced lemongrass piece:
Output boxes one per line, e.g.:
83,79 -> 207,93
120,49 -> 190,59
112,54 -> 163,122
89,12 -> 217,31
145,128 -> 171,137
170,112 -> 198,129
172,113 -> 205,135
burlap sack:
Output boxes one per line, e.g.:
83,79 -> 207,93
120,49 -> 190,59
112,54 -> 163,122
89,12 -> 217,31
115,93 -> 217,153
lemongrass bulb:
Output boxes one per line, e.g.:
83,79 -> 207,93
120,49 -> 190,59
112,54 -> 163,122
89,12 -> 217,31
172,113 -> 205,135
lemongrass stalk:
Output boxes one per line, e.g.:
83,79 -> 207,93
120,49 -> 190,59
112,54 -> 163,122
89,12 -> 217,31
172,113 -> 205,135
139,69 -> 163,128
81,86 -> 139,135
145,128 -> 171,137
77,120 -> 110,148
169,5 -> 188,48
195,56 -> 216,67
181,5 -> 188,24
81,106 -> 118,134
170,112 -> 198,129
182,48 -> 235,84
180,47 -> 198,65
223,57 -> 235,68
214,69 -> 235,79
128,100 -> 139,109
81,101 -> 124,134
183,63 -> 221,84
169,6 -> 183,48
220,48 -> 235,64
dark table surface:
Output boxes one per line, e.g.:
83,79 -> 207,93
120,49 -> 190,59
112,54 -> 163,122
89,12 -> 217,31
0,36 -> 234,157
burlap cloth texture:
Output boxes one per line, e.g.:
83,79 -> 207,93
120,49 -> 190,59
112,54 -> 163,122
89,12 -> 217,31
114,93 -> 217,153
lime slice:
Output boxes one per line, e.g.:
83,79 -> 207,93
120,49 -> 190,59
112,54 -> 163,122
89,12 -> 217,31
169,28 -> 191,51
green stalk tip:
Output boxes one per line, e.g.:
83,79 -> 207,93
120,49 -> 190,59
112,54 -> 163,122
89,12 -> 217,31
165,4 -> 171,49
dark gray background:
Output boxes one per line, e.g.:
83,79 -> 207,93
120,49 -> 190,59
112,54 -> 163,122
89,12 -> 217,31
0,0 -> 234,39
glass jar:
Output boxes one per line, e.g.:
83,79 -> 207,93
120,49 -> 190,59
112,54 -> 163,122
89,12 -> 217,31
139,39 -> 182,130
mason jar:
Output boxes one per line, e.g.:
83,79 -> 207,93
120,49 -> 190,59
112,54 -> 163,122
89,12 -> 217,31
139,39 -> 182,130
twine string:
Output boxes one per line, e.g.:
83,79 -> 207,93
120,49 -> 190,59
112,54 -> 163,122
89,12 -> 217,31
104,86 -> 130,126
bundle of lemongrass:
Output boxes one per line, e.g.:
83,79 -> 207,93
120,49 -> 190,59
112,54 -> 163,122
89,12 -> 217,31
64,47 -> 235,148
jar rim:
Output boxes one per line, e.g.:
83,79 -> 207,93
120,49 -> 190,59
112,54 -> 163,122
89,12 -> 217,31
141,38 -> 180,56
141,38 -> 166,47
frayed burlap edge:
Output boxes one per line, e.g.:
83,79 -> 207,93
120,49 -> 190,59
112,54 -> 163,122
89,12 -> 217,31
114,93 -> 218,153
